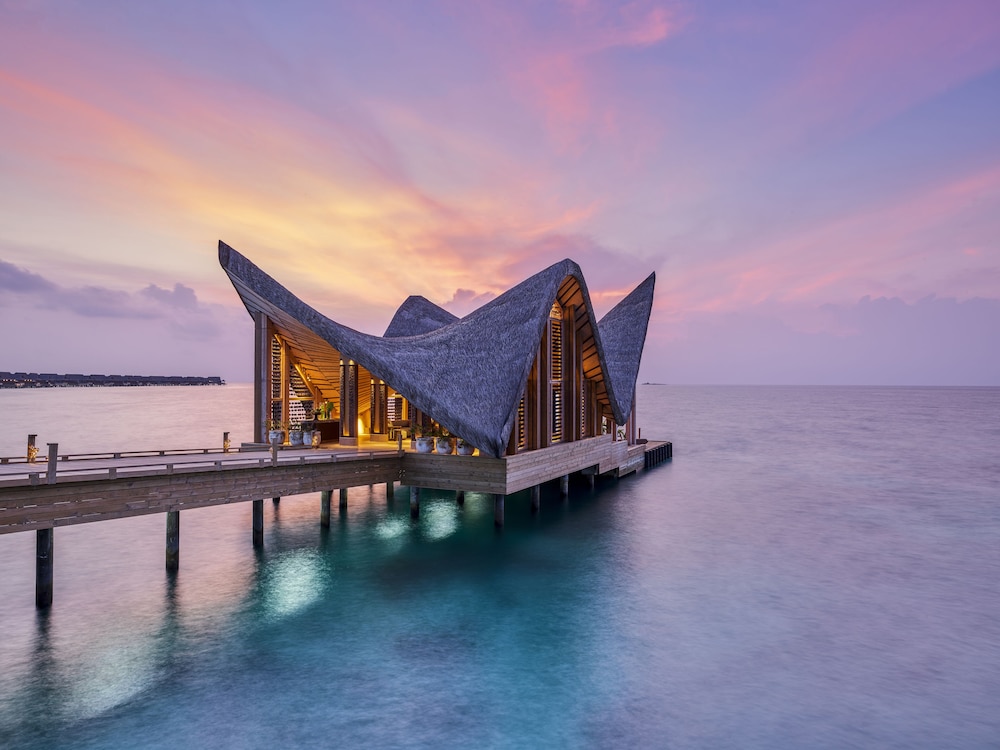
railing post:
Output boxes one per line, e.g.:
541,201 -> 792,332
46,443 -> 58,484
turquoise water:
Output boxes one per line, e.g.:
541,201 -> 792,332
1,385 -> 998,748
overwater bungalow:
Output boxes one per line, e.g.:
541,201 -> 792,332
219,241 -> 656,492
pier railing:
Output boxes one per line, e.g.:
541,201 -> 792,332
0,447 -> 397,488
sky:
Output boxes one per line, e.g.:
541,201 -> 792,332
1,0 -> 998,385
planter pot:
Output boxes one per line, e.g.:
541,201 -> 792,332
415,437 -> 435,453
268,429 -> 285,445
301,430 -> 314,447
456,441 -> 475,456
289,430 -> 303,446
435,437 -> 454,454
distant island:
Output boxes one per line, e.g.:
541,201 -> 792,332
1,372 -> 225,388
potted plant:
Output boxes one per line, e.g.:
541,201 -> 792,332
288,422 -> 304,446
267,420 -> 286,445
301,419 -> 315,448
413,425 -> 434,453
456,438 -> 475,456
435,427 -> 454,455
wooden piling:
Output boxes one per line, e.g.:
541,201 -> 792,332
531,485 -> 540,512
494,494 -> 505,527
386,481 -> 395,500
165,511 -> 180,571
456,490 -> 465,506
560,474 -> 569,496
320,491 -> 331,528
272,496 -> 280,505
35,528 -> 53,608
252,500 -> 264,547
410,486 -> 420,519
339,487 -> 348,509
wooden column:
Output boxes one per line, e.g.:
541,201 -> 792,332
320,491 -> 331,528
370,380 -> 388,441
339,487 -> 348,510
252,500 -> 264,547
340,360 -> 359,446
493,494 -> 505,527
253,311 -> 269,443
456,490 -> 465,506
410,486 -> 420,519
531,485 -> 540,512
35,528 -> 53,608
386,481 -> 395,500
560,474 -> 569,496
272,496 -> 280,505
165,511 -> 179,571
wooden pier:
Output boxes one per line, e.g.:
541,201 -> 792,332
0,435 -> 670,607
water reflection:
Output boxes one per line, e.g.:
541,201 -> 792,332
259,548 -> 325,620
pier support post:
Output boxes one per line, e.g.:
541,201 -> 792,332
252,500 -> 264,547
456,490 -> 465,506
560,474 -> 569,496
320,491 -> 331,527
273,496 -> 280,505
494,494 -> 505,527
339,488 -> 348,510
588,474 -> 595,490
35,528 -> 53,608
410,487 -> 420,519
386,481 -> 394,500
531,485 -> 540,512
165,511 -> 180,571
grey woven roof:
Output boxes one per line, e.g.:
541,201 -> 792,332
384,296 -> 458,337
219,240 -> 654,457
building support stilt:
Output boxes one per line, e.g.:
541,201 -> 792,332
252,500 -> 264,548
165,511 -> 180,571
560,474 -> 570,496
320,491 -> 331,528
35,528 -> 53,608
272,496 -> 280,505
531,485 -> 540,512
386,481 -> 394,500
456,490 -> 465,506
494,494 -> 505,527
339,488 -> 348,510
410,486 -> 420,519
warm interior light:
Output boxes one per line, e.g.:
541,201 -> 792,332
357,417 -> 367,436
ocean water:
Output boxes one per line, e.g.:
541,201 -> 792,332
0,384 -> 998,749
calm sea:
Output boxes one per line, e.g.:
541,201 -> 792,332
1,384 -> 998,749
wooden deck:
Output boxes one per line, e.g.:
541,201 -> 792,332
0,436 -> 671,535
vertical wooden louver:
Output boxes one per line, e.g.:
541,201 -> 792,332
549,303 -> 563,444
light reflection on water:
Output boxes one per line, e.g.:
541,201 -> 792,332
0,385 -> 998,748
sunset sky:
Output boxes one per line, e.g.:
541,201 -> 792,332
2,0 -> 998,384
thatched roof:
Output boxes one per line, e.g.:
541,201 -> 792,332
384,296 -> 458,337
219,241 -> 654,458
